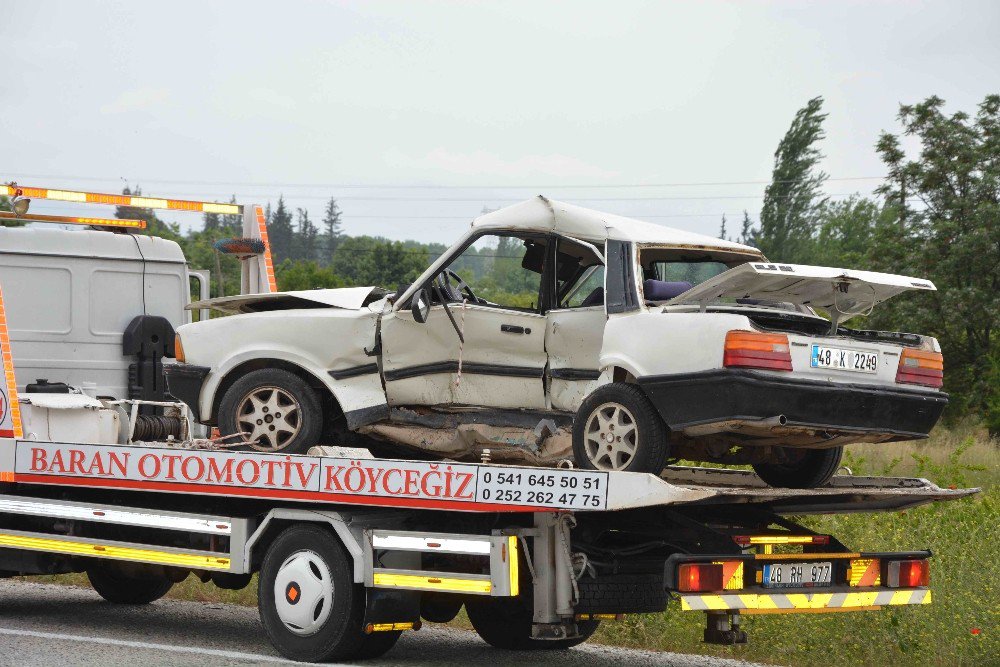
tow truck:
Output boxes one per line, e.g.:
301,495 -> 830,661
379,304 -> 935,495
0,183 -> 978,663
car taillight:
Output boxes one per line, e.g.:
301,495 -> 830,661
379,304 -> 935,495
677,563 -> 725,592
896,348 -> 943,388
723,331 -> 792,371
886,559 -> 929,588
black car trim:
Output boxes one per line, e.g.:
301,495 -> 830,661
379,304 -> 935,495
636,368 -> 948,439
549,368 -> 601,381
384,361 -> 544,382
163,364 -> 211,422
328,363 -> 380,380
605,240 -> 639,314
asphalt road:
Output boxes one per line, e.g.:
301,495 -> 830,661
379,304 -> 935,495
0,580 -> 768,667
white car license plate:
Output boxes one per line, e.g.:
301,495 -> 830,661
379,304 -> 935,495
763,562 -> 832,588
811,344 -> 878,373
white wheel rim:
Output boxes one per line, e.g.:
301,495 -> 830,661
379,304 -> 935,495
583,402 -> 638,471
236,386 -> 301,451
273,550 -> 334,636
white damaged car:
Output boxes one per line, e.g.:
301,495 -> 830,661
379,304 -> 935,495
166,196 -> 947,488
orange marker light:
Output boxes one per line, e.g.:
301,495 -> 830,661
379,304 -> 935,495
0,211 -> 146,229
896,348 -> 944,388
3,184 -> 241,216
723,331 -> 793,371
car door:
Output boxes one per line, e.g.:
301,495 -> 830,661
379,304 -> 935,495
545,237 -> 606,412
381,232 -> 548,409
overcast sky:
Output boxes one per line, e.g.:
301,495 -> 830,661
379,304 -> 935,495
2,1 -> 997,244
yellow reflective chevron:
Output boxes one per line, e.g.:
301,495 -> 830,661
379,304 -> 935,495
680,589 -> 931,612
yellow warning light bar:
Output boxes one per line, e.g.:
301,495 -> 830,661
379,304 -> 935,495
3,184 -> 241,215
0,211 -> 147,229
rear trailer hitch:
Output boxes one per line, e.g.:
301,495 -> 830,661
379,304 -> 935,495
703,611 -> 747,645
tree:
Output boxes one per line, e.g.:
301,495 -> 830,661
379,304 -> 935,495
873,94 -> 1000,430
321,198 -> 344,261
330,236 -> 428,288
275,259 -> 344,291
294,207 -> 319,262
718,214 -> 728,241
266,197 -> 294,263
737,210 -> 756,247
758,97 -> 829,262
813,196 -> 895,268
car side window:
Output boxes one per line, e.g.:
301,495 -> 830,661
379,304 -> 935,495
561,266 -> 605,308
442,233 -> 545,311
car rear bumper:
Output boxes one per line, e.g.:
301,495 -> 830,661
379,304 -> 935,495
164,363 -> 211,421
636,369 -> 948,440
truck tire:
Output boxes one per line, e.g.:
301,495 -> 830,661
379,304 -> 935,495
752,446 -> 844,488
573,383 -> 669,473
576,574 -> 667,614
466,595 -> 599,650
420,592 -> 464,623
219,368 -> 323,454
87,564 -> 173,604
258,524 -> 400,662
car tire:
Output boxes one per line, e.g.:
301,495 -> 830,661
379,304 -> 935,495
87,564 -> 173,604
219,368 -> 323,454
573,383 -> 669,473
752,446 -> 844,488
258,525 -> 401,662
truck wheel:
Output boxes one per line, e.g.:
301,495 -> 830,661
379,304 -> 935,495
219,368 -> 323,454
466,595 -> 598,650
752,446 -> 844,488
420,592 -> 464,623
573,383 -> 669,473
87,564 -> 173,604
258,524 -> 400,663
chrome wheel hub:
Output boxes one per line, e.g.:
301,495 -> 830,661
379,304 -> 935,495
273,550 -> 333,636
583,402 -> 638,470
236,386 -> 301,451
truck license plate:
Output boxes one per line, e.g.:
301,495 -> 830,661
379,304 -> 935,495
811,344 -> 878,373
763,562 -> 832,588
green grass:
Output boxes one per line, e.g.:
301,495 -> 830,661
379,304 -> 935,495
21,424 -> 998,666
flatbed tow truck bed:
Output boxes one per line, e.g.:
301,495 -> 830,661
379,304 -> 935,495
0,437 -> 978,661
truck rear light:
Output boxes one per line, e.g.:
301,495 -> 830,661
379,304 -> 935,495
886,559 -> 929,588
677,562 -> 725,592
174,334 -> 185,363
723,331 -> 792,371
896,349 -> 943,388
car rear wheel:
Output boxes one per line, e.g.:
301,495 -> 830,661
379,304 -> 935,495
752,446 -> 844,488
573,383 -> 669,473
219,368 -> 323,454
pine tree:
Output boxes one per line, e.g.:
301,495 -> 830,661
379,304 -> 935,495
738,210 -> 756,247
758,97 -> 828,262
322,197 -> 344,262
295,207 -> 319,262
266,196 -> 294,263
718,214 -> 728,241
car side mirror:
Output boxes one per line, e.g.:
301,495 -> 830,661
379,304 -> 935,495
411,286 -> 432,323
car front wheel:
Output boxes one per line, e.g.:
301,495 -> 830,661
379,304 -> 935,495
752,446 -> 844,488
572,383 -> 669,473
219,368 -> 323,454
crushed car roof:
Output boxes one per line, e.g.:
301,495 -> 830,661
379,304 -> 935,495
471,196 -> 761,253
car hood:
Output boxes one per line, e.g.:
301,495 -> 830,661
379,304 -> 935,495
668,262 -> 935,317
187,287 -> 385,314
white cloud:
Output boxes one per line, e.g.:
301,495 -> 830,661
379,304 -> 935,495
100,87 -> 170,115
385,147 -> 618,180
